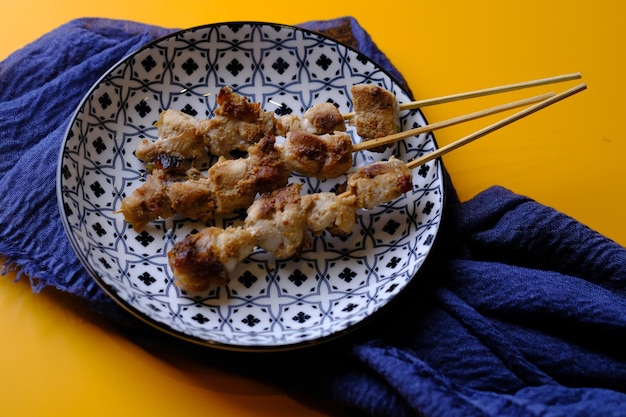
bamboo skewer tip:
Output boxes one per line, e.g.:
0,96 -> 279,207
342,72 -> 582,119
352,91 -> 555,153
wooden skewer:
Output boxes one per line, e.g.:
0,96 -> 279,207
405,83 -> 587,171
342,72 -> 582,119
114,95 -> 551,219
353,92 -> 554,152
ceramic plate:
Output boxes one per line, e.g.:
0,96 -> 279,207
57,22 -> 444,350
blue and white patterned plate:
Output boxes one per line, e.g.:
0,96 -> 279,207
57,22 -> 444,350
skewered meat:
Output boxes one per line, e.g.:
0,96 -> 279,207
279,130 -> 353,179
343,157 -> 413,208
301,191 -> 358,236
202,86 -> 277,156
166,169 -> 217,225
350,84 -> 400,151
168,226 -> 255,292
167,157 -> 412,291
120,130 -> 358,229
121,84 -> 411,232
302,102 -> 346,133
136,110 -> 207,165
135,87 -> 276,165
300,102 -> 346,134
275,102 -> 346,135
207,133 -> 290,214
119,168 -> 187,232
136,87 -> 350,166
245,184 -> 310,259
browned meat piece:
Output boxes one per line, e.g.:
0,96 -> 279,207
274,114 -> 302,136
345,156 -> 412,209
168,226 -> 255,292
121,135 -> 290,229
350,84 -> 399,151
245,183 -> 310,259
243,133 -> 292,194
301,102 -> 346,134
209,134 -> 290,214
279,130 -> 353,179
167,168 -> 217,223
206,157 -> 254,215
166,158 -> 415,289
275,102 -> 346,136
302,191 -> 358,236
213,86 -> 264,121
201,86 -> 277,156
135,87 -> 276,165
136,110 -> 207,164
119,169 -> 186,231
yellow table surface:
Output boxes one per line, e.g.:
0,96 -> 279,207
2,1 -> 625,416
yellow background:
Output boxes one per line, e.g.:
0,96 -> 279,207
1,1 -> 625,416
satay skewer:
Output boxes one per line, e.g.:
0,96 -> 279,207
140,78 -> 574,165
342,72 -> 582,120
405,83 -> 587,170
284,91 -> 556,175
118,92 -> 555,230
352,92 -> 554,152
167,157 -> 413,292
166,83 -> 587,292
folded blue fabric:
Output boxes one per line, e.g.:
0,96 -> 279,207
3,17 -> 626,417
0,18 -> 175,310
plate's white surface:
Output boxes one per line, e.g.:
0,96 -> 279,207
57,22 -> 444,350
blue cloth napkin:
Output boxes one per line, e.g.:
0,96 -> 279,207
3,16 -> 626,417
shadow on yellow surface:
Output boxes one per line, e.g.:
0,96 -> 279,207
0,263 -> 335,416
2,2 -> 626,416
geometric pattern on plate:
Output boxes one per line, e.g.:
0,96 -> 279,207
57,22 -> 444,350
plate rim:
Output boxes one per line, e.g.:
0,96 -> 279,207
55,20 -> 446,351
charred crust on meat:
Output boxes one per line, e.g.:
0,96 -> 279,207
350,84 -> 399,152
248,135 -> 290,192
215,86 -> 262,122
304,102 -> 345,133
